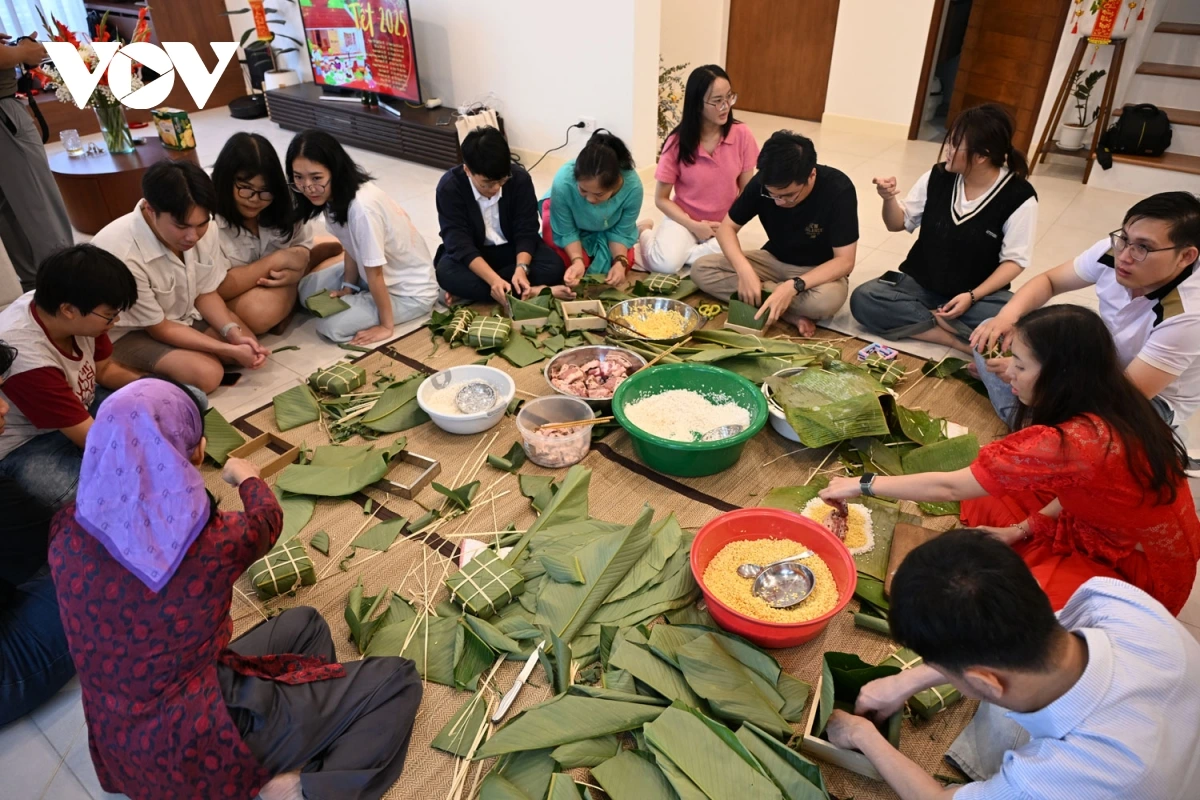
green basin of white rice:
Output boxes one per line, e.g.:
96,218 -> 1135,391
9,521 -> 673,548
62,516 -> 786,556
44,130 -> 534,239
623,389 -> 751,442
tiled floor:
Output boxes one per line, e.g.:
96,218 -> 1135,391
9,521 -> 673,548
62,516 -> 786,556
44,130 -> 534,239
6,105 -> 1200,798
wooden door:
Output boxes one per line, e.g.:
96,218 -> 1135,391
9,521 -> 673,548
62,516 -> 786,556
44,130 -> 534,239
147,0 -> 248,111
725,0 -> 841,121
947,0 -> 1071,152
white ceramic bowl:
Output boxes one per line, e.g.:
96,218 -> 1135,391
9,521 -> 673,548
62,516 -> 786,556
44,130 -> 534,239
761,366 -> 805,444
417,365 -> 515,435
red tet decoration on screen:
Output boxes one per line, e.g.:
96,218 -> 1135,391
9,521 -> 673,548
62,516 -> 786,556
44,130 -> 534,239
300,0 -> 419,103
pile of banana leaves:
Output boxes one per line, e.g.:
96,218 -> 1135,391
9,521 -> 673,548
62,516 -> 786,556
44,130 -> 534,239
272,370 -> 429,443
620,330 -> 842,385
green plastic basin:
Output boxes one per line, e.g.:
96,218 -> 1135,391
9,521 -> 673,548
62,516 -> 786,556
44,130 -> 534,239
611,363 -> 769,477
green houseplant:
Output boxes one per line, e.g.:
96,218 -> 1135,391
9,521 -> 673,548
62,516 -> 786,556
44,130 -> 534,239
1057,68 -> 1107,151
222,0 -> 305,92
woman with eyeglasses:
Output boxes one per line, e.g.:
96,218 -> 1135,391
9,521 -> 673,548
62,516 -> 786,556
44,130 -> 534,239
970,191 -> 1200,432
850,103 -> 1038,358
289,130 -> 438,345
637,65 -> 758,274
821,304 -> 1200,616
542,129 -> 644,287
212,133 -> 343,336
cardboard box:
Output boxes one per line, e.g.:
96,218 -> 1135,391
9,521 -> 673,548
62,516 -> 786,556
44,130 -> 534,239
153,107 -> 196,150
559,300 -> 608,331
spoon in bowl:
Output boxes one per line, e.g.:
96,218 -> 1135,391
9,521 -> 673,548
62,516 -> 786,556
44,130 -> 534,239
736,549 -> 814,579
701,424 -> 745,442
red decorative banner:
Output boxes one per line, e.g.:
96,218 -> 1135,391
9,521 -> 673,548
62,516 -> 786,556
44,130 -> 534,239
249,0 -> 272,42
1088,0 -> 1121,44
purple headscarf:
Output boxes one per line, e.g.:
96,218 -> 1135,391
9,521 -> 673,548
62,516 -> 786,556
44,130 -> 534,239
75,380 -> 211,593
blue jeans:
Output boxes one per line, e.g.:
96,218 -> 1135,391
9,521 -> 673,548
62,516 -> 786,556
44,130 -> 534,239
0,566 -> 74,726
297,266 -> 435,344
851,273 -> 1013,340
0,387 -> 111,509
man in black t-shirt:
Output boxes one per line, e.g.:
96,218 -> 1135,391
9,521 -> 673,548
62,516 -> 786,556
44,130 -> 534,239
692,131 -> 859,336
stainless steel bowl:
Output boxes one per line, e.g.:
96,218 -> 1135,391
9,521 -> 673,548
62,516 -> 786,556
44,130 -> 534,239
544,345 -> 648,408
762,366 -> 807,444
605,298 -> 704,344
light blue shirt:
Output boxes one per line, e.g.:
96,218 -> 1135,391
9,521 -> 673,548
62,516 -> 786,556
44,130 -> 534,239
958,578 -> 1200,800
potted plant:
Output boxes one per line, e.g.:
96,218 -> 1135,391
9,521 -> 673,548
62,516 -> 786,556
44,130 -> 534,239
657,56 -> 688,152
1057,68 -> 1106,150
223,0 -> 305,92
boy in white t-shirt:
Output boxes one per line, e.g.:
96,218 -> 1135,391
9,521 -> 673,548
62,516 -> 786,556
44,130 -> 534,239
971,191 -> 1200,435
0,245 -> 142,507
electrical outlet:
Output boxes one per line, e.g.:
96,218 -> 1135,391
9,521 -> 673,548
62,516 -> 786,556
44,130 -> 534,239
577,117 -> 597,133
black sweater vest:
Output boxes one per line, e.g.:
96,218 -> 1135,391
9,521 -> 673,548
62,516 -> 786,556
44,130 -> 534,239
900,165 -> 1037,297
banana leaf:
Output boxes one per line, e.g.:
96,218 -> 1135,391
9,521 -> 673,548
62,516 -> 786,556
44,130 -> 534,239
540,552 -> 585,584
921,357 -> 970,379
676,633 -> 792,740
758,476 -> 831,514
464,615 -> 523,653
715,354 -> 818,385
432,690 -> 490,757
507,290 -> 554,321
666,604 -> 717,628
550,735 -> 621,769
541,333 -> 566,355
275,442 -> 402,497
854,496 -> 899,582
490,749 -> 556,800
583,545 -> 698,629
488,441 -> 528,474
648,742 -> 709,800
918,501 -> 961,516
546,774 -> 585,800
852,437 -> 903,477
456,622 -> 496,691
309,530 -> 330,555
609,636 -> 703,708
506,466 -> 592,565
203,408 -> 245,465
434,480 -> 480,511
784,393 -> 891,448
362,374 -> 428,433
569,683 -> 669,705
364,613 -> 463,686
854,576 -> 890,616
776,673 -> 812,724
607,515 -> 684,602
815,652 -> 902,744
726,292 -> 769,331
273,384 -> 321,431
499,331 -> 546,368
893,405 -> 946,446
519,474 -> 555,506
592,751 -> 676,800
351,517 -> 406,552
274,487 -> 316,543
477,773 -> 528,800
540,624 -> 573,695
735,723 -> 829,800
655,625 -> 779,685
345,577 -> 391,653
474,695 -> 664,759
378,593 -> 417,629
646,623 -> 705,666
642,706 -> 782,800
305,289 -> 350,318
901,434 -> 979,475
632,272 -> 682,296
691,330 -> 804,354
854,613 -> 892,635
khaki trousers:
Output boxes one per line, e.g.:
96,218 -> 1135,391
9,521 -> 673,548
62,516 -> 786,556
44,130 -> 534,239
691,248 -> 848,324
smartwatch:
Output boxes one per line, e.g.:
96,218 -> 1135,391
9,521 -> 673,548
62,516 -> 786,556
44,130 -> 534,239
860,472 -> 877,498
792,276 -> 807,294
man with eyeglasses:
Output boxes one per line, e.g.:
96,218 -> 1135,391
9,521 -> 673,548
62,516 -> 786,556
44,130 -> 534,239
0,245 -> 141,507
971,192 -> 1200,438
691,130 -> 858,337
433,126 -> 567,306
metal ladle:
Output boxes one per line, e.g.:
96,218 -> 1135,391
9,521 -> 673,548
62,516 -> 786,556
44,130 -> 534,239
736,549 -> 814,579
701,423 -> 745,442
753,561 -> 817,608
454,381 -> 497,414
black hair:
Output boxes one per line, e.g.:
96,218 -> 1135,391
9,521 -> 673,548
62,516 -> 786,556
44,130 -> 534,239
1123,191 -> 1200,250
285,129 -> 372,226
33,244 -> 138,316
574,129 -> 635,191
890,530 -> 1062,673
142,160 -> 219,224
461,126 -> 513,181
1013,304 -> 1188,503
0,340 -> 16,375
944,103 -> 1029,180
757,130 -> 817,189
212,132 -> 296,236
667,64 -> 737,166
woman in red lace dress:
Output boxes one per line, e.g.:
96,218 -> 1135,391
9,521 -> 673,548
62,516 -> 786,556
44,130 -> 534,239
48,380 -> 421,800
823,305 -> 1199,614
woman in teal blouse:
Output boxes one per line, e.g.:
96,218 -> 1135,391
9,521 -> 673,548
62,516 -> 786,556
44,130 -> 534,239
541,130 -> 644,287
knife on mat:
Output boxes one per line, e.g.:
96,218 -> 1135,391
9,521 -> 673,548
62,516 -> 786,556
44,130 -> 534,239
492,640 -> 546,722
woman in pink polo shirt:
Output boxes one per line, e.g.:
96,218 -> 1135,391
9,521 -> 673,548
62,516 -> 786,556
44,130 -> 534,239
638,65 -> 759,274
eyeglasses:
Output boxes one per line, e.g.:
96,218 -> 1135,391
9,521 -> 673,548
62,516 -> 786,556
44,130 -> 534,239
235,184 -> 275,202
706,93 -> 738,110
90,309 -> 119,324
289,177 -> 330,193
1109,229 -> 1178,262
761,186 -> 803,204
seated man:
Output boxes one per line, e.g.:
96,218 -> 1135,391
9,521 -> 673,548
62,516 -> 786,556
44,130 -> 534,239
91,160 -> 269,395
0,245 -> 141,507
971,191 -> 1199,431
434,126 -> 568,306
691,130 -> 858,336
827,530 -> 1200,800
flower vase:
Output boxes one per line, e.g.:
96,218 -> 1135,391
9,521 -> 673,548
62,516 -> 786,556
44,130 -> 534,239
95,104 -> 134,154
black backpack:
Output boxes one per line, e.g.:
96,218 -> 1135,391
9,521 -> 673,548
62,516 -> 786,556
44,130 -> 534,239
1097,104 -> 1172,169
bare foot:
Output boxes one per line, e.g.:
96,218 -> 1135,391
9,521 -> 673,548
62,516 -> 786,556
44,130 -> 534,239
259,771 -> 304,800
443,290 -> 456,307
636,218 -> 654,235
795,317 -> 817,338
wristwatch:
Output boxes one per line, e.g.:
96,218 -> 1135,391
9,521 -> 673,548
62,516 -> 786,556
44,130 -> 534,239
515,263 -> 530,272
219,322 -> 242,340
792,276 -> 807,294
860,472 -> 877,498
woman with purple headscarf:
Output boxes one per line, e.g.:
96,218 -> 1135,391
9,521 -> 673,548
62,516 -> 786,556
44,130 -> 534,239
48,379 -> 421,800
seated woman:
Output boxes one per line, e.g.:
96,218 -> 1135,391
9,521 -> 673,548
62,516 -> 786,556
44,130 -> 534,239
850,103 -> 1038,356
48,379 -> 422,800
542,130 -> 644,288
821,304 -> 1200,616
290,129 -> 439,345
212,132 -> 342,335
638,65 -> 758,274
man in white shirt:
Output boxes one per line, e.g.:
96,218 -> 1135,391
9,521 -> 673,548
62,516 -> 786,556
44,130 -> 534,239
971,191 -> 1200,433
827,531 -> 1200,800
91,161 -> 269,395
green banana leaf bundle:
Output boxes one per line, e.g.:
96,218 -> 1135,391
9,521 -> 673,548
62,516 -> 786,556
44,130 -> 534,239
467,315 -> 513,350
249,538 -> 316,600
877,648 -> 963,720
274,441 -> 404,497
202,408 -> 245,465
507,290 -> 555,321
309,363 -> 367,397
726,292 -> 769,331
863,354 -> 906,387
446,549 -> 526,616
304,289 -> 350,318
815,652 -> 902,747
768,363 -> 892,448
445,307 -> 476,344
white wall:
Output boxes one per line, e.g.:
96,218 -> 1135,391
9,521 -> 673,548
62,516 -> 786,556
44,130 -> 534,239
824,0 -> 938,135
222,0 -> 313,86
659,0 -> 729,74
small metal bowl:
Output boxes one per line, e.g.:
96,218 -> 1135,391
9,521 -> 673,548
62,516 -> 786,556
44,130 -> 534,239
761,366 -> 807,444
606,298 -> 704,344
544,345 -> 648,409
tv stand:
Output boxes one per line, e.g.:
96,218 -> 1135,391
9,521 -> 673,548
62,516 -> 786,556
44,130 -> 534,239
265,84 -> 489,169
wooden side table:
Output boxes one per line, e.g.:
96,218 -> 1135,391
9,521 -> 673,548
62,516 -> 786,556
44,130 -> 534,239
48,139 -> 201,235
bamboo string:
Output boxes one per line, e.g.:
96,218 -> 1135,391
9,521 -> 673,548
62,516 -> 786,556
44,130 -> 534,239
803,446 -> 839,485
761,447 -> 806,467
232,584 -> 270,622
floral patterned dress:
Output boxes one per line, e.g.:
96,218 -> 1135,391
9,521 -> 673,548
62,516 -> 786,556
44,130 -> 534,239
961,414 -> 1200,615
47,478 -> 343,800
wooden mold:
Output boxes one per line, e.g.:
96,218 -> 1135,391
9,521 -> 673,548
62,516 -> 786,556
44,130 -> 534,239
559,299 -> 608,331
227,432 -> 300,479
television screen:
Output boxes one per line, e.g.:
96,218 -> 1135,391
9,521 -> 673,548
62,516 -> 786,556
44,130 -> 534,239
299,0 -> 421,103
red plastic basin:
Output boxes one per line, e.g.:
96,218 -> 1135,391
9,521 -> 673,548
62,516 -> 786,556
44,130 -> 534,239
690,507 -> 857,648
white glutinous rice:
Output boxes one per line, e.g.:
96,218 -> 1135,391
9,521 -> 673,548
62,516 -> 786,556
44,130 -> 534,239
425,380 -> 498,416
800,497 -> 875,555
623,389 -> 750,442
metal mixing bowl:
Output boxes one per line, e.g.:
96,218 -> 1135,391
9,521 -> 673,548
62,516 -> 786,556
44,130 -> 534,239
605,297 -> 704,344
543,345 -> 648,408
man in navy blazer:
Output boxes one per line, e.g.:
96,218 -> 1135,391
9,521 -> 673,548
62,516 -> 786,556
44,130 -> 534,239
434,127 -> 568,305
